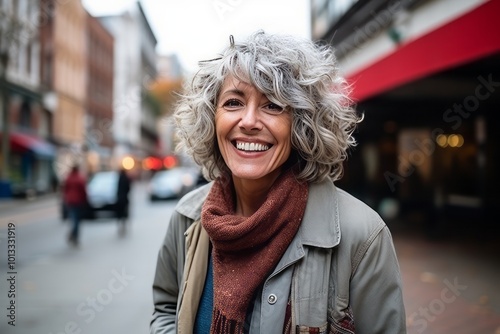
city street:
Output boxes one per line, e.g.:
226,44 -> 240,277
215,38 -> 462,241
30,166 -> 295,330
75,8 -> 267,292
1,182 -> 499,334
0,182 -> 174,334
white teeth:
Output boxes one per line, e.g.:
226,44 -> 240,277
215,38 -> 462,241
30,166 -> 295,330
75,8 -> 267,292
236,141 -> 269,152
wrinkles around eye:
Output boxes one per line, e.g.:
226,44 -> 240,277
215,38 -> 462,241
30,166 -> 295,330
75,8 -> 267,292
222,99 -> 243,108
264,103 -> 284,112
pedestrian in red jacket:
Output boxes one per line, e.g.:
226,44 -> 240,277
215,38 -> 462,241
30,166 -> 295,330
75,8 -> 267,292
63,165 -> 88,246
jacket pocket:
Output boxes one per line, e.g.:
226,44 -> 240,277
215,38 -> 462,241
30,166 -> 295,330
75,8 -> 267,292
328,306 -> 355,334
296,323 -> 328,334
295,310 -> 355,334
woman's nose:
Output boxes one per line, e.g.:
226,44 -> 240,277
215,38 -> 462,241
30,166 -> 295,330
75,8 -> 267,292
239,105 -> 262,130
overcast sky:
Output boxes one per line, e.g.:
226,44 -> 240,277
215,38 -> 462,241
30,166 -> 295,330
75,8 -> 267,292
83,0 -> 312,73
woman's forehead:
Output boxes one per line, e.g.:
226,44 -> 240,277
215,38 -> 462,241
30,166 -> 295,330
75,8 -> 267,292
220,75 -> 251,91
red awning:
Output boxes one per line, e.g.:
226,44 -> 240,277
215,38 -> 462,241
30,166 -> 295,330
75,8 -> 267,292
1,131 -> 56,159
347,0 -> 500,102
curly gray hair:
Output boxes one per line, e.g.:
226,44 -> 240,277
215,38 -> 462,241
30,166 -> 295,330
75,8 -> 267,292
174,30 -> 361,183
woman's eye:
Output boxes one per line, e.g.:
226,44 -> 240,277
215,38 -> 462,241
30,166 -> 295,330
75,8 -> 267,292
264,103 -> 285,114
222,99 -> 242,108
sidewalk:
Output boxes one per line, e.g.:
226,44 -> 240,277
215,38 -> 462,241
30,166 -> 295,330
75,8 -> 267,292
389,219 -> 500,334
0,191 -> 59,217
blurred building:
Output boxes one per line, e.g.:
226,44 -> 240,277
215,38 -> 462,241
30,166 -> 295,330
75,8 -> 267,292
40,0 -> 88,181
86,13 -> 114,174
0,0 -> 161,196
312,0 -> 499,235
157,54 -> 183,79
97,1 -> 159,175
0,0 -> 55,197
152,54 -> 184,158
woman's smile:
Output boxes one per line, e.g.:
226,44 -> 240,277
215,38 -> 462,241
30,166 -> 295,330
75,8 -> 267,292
234,140 -> 270,152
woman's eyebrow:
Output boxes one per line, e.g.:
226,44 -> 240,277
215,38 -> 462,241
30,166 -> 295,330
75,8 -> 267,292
220,88 -> 246,98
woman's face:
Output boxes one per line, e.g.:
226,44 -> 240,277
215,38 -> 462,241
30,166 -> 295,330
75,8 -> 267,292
215,75 -> 292,183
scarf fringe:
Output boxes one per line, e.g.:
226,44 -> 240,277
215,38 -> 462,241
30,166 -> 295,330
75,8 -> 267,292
212,309 -> 244,334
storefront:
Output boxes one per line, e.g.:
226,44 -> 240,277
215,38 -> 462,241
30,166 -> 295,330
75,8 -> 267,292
332,0 -> 500,235
1,131 -> 56,197
0,80 -> 56,198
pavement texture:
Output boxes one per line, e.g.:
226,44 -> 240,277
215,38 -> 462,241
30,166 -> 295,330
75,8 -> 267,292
0,192 -> 58,214
390,216 -> 500,334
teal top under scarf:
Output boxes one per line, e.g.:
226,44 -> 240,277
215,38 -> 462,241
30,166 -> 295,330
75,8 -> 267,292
194,252 -> 214,333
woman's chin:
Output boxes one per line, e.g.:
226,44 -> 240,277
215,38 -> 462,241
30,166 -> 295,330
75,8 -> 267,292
229,165 -> 282,184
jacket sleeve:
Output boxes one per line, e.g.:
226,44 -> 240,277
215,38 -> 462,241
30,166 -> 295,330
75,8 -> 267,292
150,211 -> 191,334
349,225 -> 407,334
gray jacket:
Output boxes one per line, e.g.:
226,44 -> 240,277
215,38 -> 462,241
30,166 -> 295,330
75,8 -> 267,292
151,180 -> 406,334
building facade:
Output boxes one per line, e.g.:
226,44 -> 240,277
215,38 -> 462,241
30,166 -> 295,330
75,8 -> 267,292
312,0 -> 499,235
0,0 -> 55,197
153,54 -> 184,158
98,2 -> 159,174
86,13 -> 114,174
40,0 -> 87,181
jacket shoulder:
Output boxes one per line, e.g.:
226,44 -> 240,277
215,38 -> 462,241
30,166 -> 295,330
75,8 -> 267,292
175,181 -> 213,221
335,187 -> 386,256
336,187 -> 384,230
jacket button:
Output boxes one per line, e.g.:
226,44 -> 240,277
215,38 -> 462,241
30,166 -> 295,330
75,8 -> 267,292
267,294 -> 277,305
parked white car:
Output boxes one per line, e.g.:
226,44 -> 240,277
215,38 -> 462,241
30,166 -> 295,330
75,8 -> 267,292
86,171 -> 119,213
148,167 -> 202,201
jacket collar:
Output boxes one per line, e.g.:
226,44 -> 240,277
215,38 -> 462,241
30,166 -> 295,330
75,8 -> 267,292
175,181 -> 212,221
175,178 -> 341,248
299,180 -> 341,248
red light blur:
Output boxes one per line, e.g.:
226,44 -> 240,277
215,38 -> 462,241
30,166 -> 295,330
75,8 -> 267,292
163,155 -> 177,169
143,157 -> 162,170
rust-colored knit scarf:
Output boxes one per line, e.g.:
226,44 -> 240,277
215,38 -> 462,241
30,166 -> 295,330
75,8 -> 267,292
201,169 -> 309,334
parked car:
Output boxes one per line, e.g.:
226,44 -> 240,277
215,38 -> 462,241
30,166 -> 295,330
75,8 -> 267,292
148,167 -> 201,201
86,171 -> 119,218
61,170 -> 119,220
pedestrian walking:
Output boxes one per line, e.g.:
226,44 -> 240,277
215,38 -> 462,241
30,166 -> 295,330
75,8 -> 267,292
116,167 -> 131,236
150,30 -> 406,333
62,165 -> 87,246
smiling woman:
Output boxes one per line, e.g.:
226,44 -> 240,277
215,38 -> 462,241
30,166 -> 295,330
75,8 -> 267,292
215,76 -> 293,190
150,31 -> 407,334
